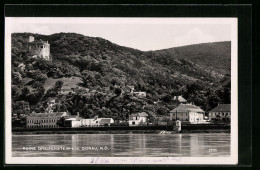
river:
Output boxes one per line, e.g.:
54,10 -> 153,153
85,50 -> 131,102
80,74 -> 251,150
12,133 -> 230,157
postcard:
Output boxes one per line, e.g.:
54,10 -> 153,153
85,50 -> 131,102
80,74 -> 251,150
5,17 -> 238,164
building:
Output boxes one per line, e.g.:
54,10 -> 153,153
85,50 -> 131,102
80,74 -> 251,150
173,96 -> 187,104
169,104 -> 205,124
125,85 -> 135,94
129,112 -> 149,126
208,104 -> 231,122
74,87 -> 90,94
64,116 -> 114,127
60,88 -> 75,95
133,92 -> 146,98
27,36 -> 51,61
64,114 -> 82,127
26,112 -> 69,128
156,116 -> 171,125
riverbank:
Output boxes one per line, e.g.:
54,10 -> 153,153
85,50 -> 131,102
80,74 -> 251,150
12,129 -> 230,135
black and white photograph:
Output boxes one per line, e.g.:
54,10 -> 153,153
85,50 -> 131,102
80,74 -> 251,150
5,17 -> 238,164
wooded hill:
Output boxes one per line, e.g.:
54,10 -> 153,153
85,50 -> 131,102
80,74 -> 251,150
11,32 -> 231,123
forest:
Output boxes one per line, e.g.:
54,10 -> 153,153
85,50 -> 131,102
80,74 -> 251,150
11,32 -> 231,126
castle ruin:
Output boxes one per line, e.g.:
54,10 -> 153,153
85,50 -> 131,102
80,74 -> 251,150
27,36 -> 51,61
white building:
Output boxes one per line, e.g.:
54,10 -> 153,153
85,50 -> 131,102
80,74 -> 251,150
208,104 -> 231,121
173,96 -> 187,104
27,36 -> 51,61
129,112 -> 149,126
133,92 -> 146,98
81,118 -> 114,126
170,104 -> 205,124
64,114 -> 82,127
64,116 -> 114,127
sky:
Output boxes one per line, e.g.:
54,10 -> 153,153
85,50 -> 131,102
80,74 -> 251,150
7,18 -> 233,51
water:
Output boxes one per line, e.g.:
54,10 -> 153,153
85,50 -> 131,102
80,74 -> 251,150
12,133 -> 230,157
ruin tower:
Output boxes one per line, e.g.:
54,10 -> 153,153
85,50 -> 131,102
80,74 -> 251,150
28,36 -> 34,43
27,36 -> 51,61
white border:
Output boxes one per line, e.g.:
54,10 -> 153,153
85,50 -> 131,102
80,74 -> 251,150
5,17 -> 238,165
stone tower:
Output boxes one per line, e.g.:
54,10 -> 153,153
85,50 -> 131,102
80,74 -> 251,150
28,36 -> 34,43
27,36 -> 51,61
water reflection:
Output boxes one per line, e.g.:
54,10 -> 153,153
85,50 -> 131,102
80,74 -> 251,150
12,133 -> 230,157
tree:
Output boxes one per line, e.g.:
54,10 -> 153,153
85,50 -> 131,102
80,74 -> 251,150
156,106 -> 168,115
55,80 -> 64,94
45,81 -> 63,98
12,101 -> 30,117
12,71 -> 22,84
35,73 -> 48,82
114,88 -> 122,96
80,70 -> 101,88
12,86 -> 21,101
161,94 -> 172,103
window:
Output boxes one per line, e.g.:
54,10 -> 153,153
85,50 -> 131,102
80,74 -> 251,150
132,122 -> 135,125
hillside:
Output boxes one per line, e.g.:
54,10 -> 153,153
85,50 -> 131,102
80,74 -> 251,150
11,32 -> 231,122
153,41 -> 231,75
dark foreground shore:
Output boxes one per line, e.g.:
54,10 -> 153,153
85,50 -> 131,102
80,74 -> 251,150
12,124 -> 230,135
12,129 -> 230,135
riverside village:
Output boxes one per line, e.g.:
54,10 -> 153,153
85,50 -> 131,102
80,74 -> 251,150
12,35 -> 231,134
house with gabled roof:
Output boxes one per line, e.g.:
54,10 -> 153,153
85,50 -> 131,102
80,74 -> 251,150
26,112 -> 69,128
170,104 -> 205,123
173,96 -> 187,104
208,104 -> 231,121
129,112 -> 149,126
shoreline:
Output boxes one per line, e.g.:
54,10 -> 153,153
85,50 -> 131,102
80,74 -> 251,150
12,129 -> 230,135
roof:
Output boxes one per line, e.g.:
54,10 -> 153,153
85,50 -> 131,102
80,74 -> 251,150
173,96 -> 187,103
129,112 -> 148,119
65,118 -> 77,121
28,112 -> 68,118
134,92 -> 146,94
138,112 -> 148,117
47,98 -> 55,103
170,104 -> 204,113
99,118 -> 113,124
28,39 -> 49,45
209,104 -> 231,112
126,85 -> 135,89
64,115 -> 82,121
